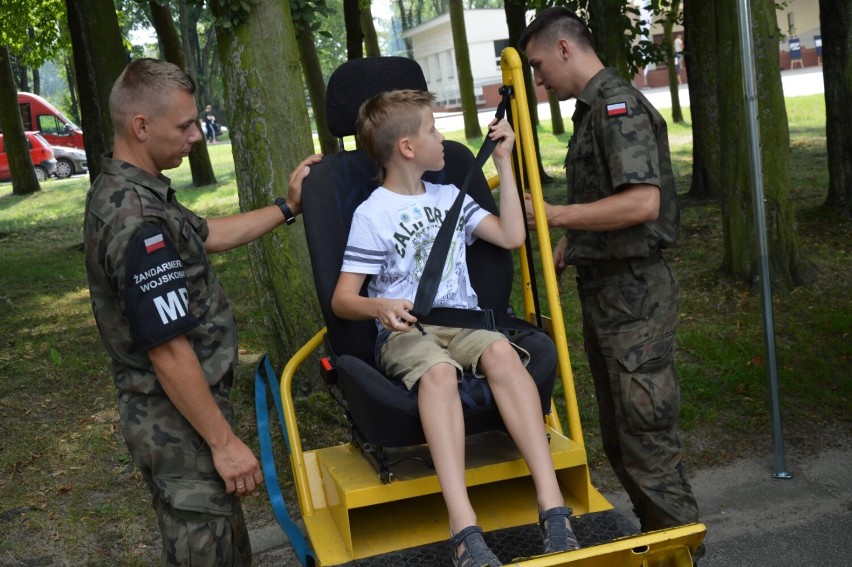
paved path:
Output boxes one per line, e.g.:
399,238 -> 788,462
605,445 -> 852,567
435,66 -> 825,132
250,442 -> 852,566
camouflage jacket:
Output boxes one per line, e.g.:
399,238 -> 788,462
84,156 -> 237,394
564,68 -> 679,265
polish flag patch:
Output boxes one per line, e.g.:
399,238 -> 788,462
606,102 -> 628,117
144,233 -> 165,254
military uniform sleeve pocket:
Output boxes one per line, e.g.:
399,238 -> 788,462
617,334 -> 680,432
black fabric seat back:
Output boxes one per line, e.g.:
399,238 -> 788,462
302,57 -> 512,363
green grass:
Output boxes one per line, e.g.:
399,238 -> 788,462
0,95 -> 849,563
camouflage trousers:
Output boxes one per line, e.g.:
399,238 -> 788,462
118,388 -> 252,566
576,254 -> 699,531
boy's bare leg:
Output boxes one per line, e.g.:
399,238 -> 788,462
480,341 -> 564,511
417,363 -> 477,535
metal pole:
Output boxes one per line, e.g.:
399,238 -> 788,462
735,0 -> 792,479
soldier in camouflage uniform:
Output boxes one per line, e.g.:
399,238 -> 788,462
84,58 -> 321,566
519,7 -> 701,541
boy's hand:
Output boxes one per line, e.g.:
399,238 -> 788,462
488,118 -> 515,160
377,298 -> 418,332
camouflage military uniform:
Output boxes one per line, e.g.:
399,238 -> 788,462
564,68 -> 699,531
84,156 -> 251,565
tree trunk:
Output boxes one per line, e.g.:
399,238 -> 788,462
662,0 -> 683,123
0,46 -> 40,196
588,0 -> 630,79
819,0 -> 852,216
65,0 -> 127,182
12,56 -> 28,92
361,1 -> 381,57
148,0 -> 217,188
683,0 -> 722,200
547,91 -> 564,135
64,55 -> 80,124
449,0 -> 481,140
717,0 -> 807,290
505,0 -> 550,178
344,0 -> 363,60
297,30 -> 338,155
211,0 -> 323,374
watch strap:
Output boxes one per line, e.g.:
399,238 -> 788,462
275,197 -> 296,225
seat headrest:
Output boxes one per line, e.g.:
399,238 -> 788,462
326,57 -> 428,138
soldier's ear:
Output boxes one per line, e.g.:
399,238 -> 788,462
557,38 -> 571,60
131,115 -> 148,142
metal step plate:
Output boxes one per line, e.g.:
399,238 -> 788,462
340,509 -> 640,566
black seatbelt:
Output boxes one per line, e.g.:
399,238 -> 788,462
410,87 -> 541,335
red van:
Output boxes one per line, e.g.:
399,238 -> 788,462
15,92 -> 85,150
0,131 -> 57,182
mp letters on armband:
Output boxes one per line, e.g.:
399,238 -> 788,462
124,227 -> 200,350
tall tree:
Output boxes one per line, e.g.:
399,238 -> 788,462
210,0 -> 323,370
683,1 -> 721,200
656,0 -> 683,123
147,0 -> 217,187
65,0 -> 128,182
691,0 -> 807,289
449,0 -> 481,140
587,0 -> 631,78
0,0 -> 64,195
291,0 -> 339,154
344,0 -> 364,59
819,0 -> 852,217
505,0 -> 551,179
361,0 -> 381,57
0,47 -> 40,195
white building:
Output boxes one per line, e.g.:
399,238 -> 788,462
402,9 -> 509,109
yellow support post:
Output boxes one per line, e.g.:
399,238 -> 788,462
500,47 -> 584,447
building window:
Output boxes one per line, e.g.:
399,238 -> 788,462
493,39 -> 510,67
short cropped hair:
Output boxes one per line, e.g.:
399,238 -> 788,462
356,89 -> 436,183
109,58 -> 196,129
518,7 -> 595,52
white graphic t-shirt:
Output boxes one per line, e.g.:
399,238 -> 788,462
341,181 -> 490,315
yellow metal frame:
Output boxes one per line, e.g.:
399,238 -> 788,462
274,47 -> 705,566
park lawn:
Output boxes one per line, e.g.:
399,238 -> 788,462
0,94 -> 849,565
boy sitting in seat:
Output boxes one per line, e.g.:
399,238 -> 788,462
331,89 -> 581,566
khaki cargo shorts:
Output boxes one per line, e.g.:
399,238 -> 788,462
379,325 -> 530,390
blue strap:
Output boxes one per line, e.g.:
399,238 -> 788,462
255,353 -> 315,566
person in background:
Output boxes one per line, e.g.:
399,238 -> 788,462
673,34 -> 685,84
203,104 -> 219,143
519,8 -> 703,564
84,57 -> 321,565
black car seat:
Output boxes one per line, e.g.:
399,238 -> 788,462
300,56 -> 557,478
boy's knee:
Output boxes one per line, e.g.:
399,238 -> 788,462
420,363 -> 458,390
480,339 -> 520,373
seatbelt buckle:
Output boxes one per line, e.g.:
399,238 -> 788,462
319,356 -> 338,385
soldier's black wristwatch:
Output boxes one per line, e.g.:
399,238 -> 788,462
275,197 -> 296,225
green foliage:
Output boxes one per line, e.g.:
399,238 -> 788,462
313,0 -> 348,79
291,0 -> 335,37
210,0 -> 260,29
0,0 -> 65,67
